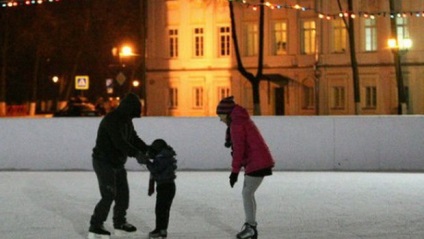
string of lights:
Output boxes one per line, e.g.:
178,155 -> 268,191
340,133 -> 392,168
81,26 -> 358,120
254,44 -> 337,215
3,0 -> 423,19
230,0 -> 313,11
230,0 -> 424,20
1,0 -> 61,8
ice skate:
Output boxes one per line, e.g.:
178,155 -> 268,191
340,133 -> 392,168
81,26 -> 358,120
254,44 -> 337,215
113,222 -> 137,236
88,225 -> 111,239
236,223 -> 258,239
149,229 -> 167,239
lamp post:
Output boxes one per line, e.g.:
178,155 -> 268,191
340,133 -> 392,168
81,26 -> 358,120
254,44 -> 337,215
111,44 -> 139,97
131,80 -> 140,94
111,44 -> 146,114
51,75 -> 65,112
314,66 -> 321,116
51,76 -> 59,112
387,38 -> 412,115
112,45 -> 137,67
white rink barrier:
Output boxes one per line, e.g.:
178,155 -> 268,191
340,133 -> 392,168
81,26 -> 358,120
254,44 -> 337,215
1,116 -> 423,171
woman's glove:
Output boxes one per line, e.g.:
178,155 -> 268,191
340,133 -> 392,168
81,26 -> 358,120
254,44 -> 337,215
229,172 -> 239,188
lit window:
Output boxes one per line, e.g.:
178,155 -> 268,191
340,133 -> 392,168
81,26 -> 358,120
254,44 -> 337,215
272,21 -> 288,55
364,18 -> 377,51
396,18 -> 409,40
301,20 -> 316,54
333,19 -> 347,53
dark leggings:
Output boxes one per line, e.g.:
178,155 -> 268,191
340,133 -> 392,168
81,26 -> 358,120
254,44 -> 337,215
90,160 -> 129,227
155,182 -> 176,230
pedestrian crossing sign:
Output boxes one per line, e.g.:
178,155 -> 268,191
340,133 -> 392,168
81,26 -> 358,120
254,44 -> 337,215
75,75 -> 89,90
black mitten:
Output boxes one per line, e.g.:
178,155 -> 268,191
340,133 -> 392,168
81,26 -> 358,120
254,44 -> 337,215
229,172 -> 239,188
148,176 -> 155,196
136,151 -> 149,164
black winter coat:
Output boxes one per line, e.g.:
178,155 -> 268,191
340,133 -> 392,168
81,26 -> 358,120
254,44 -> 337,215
92,93 -> 148,168
147,148 -> 177,185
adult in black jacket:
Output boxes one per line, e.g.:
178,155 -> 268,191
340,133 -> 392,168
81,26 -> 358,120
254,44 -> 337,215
88,93 -> 149,238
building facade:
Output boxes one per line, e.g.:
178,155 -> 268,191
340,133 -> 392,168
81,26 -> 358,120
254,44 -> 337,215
144,0 -> 424,116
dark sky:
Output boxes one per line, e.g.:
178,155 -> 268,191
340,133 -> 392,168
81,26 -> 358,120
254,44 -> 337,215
0,0 -> 142,104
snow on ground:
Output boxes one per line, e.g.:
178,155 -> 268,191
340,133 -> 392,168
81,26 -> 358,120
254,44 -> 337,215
1,171 -> 424,239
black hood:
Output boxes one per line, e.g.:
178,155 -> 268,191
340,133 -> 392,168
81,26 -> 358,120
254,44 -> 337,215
148,139 -> 176,158
116,93 -> 142,118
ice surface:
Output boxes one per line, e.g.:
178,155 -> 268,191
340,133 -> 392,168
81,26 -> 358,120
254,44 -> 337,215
1,171 -> 424,239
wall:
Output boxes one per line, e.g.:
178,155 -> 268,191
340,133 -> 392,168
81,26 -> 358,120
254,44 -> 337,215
1,116 -> 423,171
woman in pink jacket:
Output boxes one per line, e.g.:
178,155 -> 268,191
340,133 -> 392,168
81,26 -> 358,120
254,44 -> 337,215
216,96 -> 275,239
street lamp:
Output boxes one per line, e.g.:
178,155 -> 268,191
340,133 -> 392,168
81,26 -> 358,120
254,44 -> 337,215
387,38 -> 412,115
112,45 -> 137,66
132,80 -> 140,88
51,75 -> 65,111
388,38 -> 412,50
120,46 -> 134,56
52,76 -> 59,83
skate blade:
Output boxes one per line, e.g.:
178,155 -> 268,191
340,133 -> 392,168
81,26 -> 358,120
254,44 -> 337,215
87,232 -> 110,239
237,233 -> 256,239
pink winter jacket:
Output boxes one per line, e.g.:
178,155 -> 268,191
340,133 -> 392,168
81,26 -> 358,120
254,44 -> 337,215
229,105 -> 275,174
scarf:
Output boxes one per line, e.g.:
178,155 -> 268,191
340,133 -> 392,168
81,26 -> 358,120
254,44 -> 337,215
224,126 -> 232,148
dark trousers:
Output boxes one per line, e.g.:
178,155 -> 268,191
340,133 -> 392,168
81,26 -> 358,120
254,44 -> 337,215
90,159 -> 129,227
155,182 -> 176,230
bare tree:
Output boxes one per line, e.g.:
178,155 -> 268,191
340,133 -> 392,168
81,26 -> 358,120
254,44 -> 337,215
229,0 -> 265,115
389,0 -> 407,114
337,0 -> 361,115
19,6 -> 58,115
137,0 -> 148,115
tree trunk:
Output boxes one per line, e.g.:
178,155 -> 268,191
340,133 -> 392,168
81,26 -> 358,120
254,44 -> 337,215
347,0 -> 361,115
253,0 -> 265,116
139,0 -> 148,115
337,0 -> 361,115
29,50 -> 41,116
389,0 -> 407,115
0,11 -> 9,116
64,2 -> 91,101
252,80 -> 261,115
229,0 -> 265,115
64,51 -> 83,100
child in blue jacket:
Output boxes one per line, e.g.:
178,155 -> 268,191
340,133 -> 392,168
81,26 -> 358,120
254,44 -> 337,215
146,139 -> 177,239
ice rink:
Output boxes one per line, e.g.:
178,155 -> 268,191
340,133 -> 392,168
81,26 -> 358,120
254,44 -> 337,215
1,171 -> 424,239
